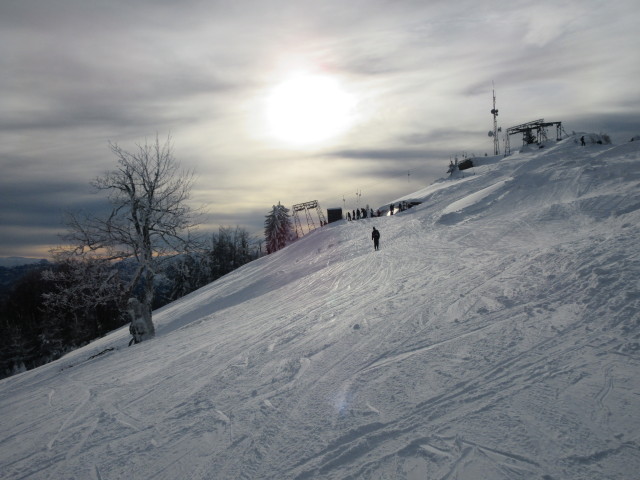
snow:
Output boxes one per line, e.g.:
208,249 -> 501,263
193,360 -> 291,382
1,135 -> 639,479
441,177 -> 513,215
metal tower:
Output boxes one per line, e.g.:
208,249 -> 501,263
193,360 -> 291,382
490,86 -> 500,156
505,119 -> 563,155
291,200 -> 326,238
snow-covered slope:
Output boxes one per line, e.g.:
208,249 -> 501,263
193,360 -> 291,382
1,136 -> 639,479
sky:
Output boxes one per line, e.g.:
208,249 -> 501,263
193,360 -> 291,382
1,0 -> 639,258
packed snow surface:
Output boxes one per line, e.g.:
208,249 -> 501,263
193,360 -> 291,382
1,136 -> 639,479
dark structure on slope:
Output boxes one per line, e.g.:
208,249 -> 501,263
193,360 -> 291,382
505,119 -> 563,155
327,208 -> 343,224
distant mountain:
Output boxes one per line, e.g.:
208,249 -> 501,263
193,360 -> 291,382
0,257 -> 49,268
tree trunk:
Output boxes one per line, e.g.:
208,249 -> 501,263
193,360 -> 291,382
127,295 -> 155,344
141,268 -> 156,340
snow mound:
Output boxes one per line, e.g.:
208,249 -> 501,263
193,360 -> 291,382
440,177 -> 513,217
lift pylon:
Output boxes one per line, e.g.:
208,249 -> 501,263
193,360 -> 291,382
291,200 -> 326,238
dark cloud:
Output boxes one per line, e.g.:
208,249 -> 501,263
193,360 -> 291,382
398,129 -> 489,149
562,112 -> 640,143
0,180 -> 107,234
327,148 -> 441,161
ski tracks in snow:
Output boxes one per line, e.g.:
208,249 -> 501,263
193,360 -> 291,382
284,216 -> 640,479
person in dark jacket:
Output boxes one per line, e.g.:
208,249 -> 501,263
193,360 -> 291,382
372,227 -> 380,251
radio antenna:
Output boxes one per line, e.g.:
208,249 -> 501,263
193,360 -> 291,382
490,82 -> 500,156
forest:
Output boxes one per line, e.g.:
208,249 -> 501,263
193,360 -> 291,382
0,226 -> 262,379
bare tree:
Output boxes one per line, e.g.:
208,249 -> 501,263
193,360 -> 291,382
41,256 -> 127,337
62,135 -> 200,342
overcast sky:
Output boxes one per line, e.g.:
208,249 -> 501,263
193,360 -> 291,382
2,0 -> 639,258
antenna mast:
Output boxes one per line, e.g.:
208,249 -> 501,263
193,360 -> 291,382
490,84 -> 500,156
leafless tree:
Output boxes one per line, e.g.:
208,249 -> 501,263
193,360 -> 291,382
62,135 -> 201,342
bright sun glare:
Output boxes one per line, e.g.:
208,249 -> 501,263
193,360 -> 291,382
266,73 -> 356,146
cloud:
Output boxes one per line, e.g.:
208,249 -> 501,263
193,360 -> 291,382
1,0 -> 639,257
563,112 -> 640,142
327,148 -> 438,161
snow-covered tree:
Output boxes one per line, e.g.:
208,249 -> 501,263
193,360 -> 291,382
41,257 -> 127,342
264,202 -> 293,254
159,226 -> 260,305
210,226 -> 254,276
61,135 -> 200,343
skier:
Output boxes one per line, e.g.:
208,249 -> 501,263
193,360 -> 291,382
581,136 -> 586,146
372,227 -> 380,251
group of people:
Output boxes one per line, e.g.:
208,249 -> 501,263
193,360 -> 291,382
390,201 -> 411,214
346,201 -> 412,222
347,207 -> 376,221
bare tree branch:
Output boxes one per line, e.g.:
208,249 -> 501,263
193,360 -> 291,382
59,135 -> 203,342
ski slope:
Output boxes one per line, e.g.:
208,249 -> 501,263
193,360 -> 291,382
1,135 -> 639,479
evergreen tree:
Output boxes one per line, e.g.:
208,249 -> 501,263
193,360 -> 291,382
161,226 -> 261,304
264,202 -> 293,254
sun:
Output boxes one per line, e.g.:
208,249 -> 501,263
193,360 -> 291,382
265,73 -> 356,146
